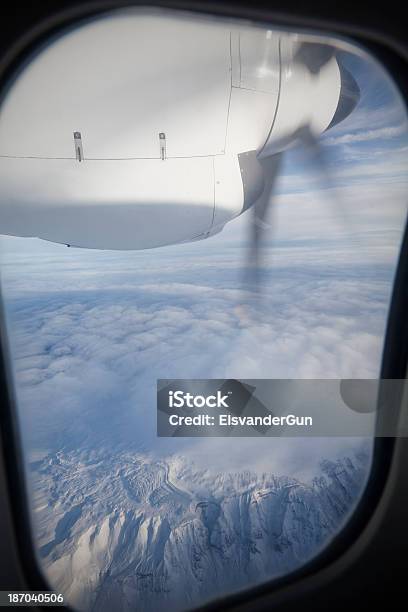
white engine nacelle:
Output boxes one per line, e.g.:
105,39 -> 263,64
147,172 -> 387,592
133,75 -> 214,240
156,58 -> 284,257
0,11 -> 359,250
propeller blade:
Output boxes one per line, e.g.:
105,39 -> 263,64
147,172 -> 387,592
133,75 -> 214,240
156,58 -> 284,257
245,153 -> 282,291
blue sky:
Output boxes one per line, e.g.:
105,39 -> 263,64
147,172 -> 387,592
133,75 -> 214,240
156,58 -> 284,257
0,41 -> 407,483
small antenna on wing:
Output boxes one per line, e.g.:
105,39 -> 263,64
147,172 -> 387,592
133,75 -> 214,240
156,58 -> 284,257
74,131 -> 83,162
159,132 -> 167,160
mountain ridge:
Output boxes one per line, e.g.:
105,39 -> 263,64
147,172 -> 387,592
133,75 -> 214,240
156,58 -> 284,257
29,446 -> 370,611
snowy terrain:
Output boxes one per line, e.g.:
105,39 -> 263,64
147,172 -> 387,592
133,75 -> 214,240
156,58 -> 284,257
30,446 -> 370,612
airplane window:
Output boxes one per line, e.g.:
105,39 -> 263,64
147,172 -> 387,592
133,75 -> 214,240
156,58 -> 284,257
0,8 -> 407,612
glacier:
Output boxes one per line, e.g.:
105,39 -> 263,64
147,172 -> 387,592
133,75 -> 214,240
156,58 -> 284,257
29,445 -> 370,612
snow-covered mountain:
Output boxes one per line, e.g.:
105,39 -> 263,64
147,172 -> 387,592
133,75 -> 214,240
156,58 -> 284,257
29,447 -> 369,612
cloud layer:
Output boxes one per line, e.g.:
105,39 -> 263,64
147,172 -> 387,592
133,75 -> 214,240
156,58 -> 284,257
1,186 -> 403,479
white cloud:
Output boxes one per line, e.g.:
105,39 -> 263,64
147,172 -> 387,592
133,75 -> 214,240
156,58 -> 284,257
323,123 -> 408,146
1,194 -> 400,476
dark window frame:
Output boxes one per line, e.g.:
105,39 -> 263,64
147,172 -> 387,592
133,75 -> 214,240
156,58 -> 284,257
0,2 -> 407,611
